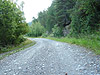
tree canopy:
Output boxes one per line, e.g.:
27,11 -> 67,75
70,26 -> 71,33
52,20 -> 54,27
0,0 -> 29,46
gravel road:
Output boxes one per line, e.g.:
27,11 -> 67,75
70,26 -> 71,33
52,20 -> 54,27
0,38 -> 100,75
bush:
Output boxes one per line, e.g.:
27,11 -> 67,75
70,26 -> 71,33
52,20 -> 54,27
52,25 -> 63,37
0,1 -> 29,46
42,33 -> 48,37
49,33 -> 54,37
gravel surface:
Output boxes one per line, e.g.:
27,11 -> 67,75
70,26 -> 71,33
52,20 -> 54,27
0,38 -> 100,75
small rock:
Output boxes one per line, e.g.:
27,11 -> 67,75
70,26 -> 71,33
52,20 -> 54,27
15,62 -> 19,65
93,64 -> 96,66
5,70 -> 8,72
91,71 -> 95,73
18,67 -> 22,69
76,65 -> 86,71
9,69 -> 11,71
4,73 -> 7,75
51,68 -> 54,71
84,63 -> 88,66
78,65 -> 81,67
84,70 -> 87,73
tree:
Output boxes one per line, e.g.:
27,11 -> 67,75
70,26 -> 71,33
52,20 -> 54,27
54,0 -> 75,27
70,0 -> 100,36
0,0 -> 28,46
27,22 -> 45,37
37,2 -> 56,33
38,11 -> 48,28
46,2 -> 57,32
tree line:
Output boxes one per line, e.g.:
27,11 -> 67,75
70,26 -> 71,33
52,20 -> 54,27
28,0 -> 100,37
0,0 -> 29,47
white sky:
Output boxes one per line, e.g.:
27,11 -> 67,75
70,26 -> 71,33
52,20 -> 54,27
16,0 -> 52,23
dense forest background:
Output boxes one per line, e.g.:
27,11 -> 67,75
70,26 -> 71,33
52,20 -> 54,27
28,0 -> 100,38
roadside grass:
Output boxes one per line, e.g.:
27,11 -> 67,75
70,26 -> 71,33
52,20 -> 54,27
25,36 -> 41,38
46,36 -> 100,55
0,39 -> 36,60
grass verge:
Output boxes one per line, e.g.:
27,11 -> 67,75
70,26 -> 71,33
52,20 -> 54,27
46,37 -> 100,55
25,36 -> 41,38
0,39 -> 36,60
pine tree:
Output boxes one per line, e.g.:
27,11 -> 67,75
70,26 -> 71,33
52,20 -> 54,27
55,0 -> 75,27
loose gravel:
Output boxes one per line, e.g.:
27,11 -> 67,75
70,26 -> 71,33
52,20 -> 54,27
0,38 -> 100,75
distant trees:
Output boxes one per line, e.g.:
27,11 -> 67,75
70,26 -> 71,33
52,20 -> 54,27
28,0 -> 100,37
27,21 -> 45,37
38,11 -> 47,28
38,2 -> 56,33
37,0 -> 76,36
0,0 -> 29,46
38,0 -> 100,37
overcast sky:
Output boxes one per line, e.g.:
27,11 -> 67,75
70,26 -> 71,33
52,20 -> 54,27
17,0 -> 52,22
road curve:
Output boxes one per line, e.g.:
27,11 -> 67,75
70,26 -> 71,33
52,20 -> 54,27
0,38 -> 100,75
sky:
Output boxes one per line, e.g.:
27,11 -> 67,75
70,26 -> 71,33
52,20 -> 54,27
17,0 -> 53,23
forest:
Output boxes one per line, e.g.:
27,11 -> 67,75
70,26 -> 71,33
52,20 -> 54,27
28,0 -> 100,37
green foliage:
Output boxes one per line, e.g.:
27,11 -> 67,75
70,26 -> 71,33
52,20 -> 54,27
52,25 -> 63,37
54,0 -> 75,27
28,0 -> 100,49
0,0 -> 29,46
37,0 -> 100,38
70,0 -> 100,36
45,3 -> 57,32
42,33 -> 48,37
38,11 -> 47,28
37,0 -> 75,34
27,22 -> 45,37
38,4 -> 56,33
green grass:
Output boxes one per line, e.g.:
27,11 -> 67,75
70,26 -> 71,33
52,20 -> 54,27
46,36 -> 100,55
25,36 -> 42,38
0,39 -> 36,60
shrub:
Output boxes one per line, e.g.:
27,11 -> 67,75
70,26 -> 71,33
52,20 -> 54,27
42,33 -> 48,37
52,25 -> 63,37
